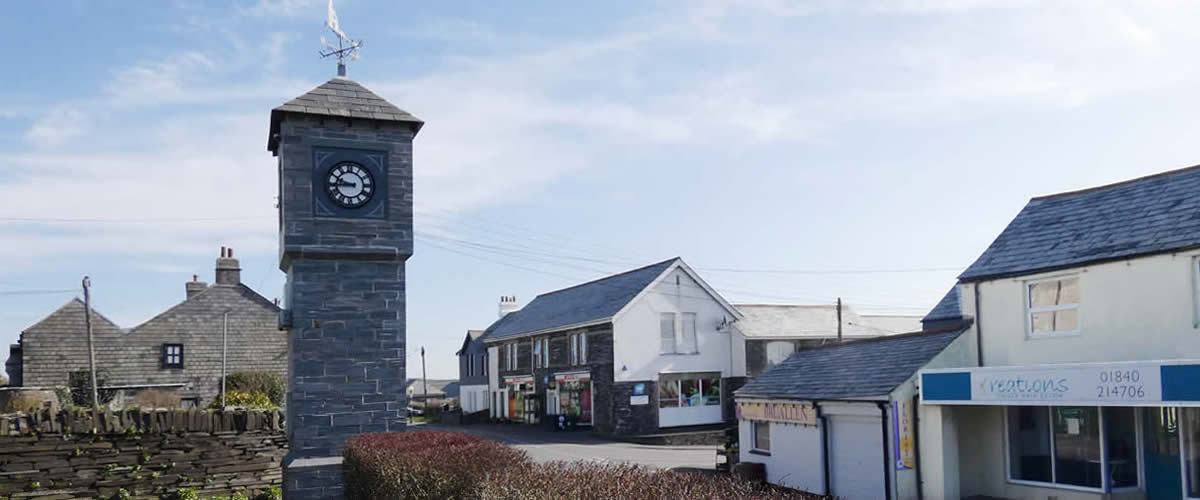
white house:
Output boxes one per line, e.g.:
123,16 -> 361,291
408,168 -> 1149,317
919,166 -> 1200,500
481,257 -> 744,436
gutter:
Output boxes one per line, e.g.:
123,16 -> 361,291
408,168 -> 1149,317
973,284 -> 984,366
878,401 -> 892,500
815,401 -> 831,497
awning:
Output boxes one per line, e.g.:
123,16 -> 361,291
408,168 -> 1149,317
920,360 -> 1200,406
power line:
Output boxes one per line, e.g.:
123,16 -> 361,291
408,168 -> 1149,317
0,216 -> 273,224
0,289 -> 77,296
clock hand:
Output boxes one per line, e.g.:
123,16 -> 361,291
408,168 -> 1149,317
335,181 -> 358,188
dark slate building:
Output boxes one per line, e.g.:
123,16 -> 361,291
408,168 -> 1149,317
8,249 -> 284,408
482,257 -> 744,437
457,328 -> 490,414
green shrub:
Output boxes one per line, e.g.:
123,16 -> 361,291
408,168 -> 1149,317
343,431 -> 530,500
255,486 -> 282,500
475,462 -> 827,499
209,390 -> 274,409
68,370 -> 116,408
172,487 -> 199,500
224,371 -> 285,406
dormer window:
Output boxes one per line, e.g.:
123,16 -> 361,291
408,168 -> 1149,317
162,344 -> 184,369
1027,276 -> 1080,337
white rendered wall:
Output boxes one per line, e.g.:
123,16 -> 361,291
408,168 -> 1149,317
460,385 -> 488,413
612,266 -> 739,383
738,419 -> 825,493
963,250 -> 1200,367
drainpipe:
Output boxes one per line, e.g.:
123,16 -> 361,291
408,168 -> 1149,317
973,284 -> 984,366
815,401 -> 831,497
912,394 -> 923,500
879,401 -> 892,500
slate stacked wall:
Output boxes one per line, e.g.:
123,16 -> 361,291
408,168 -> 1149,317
0,409 -> 285,499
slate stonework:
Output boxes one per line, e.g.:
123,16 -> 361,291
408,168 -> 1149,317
0,409 -> 285,499
14,259 -> 284,408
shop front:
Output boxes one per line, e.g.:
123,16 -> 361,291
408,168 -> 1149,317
547,371 -> 593,426
922,360 -> 1200,499
503,375 -> 538,424
659,371 -> 723,427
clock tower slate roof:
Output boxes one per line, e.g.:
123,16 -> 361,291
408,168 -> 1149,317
267,76 -> 423,151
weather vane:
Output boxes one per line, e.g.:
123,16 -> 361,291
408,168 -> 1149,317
320,0 -> 361,77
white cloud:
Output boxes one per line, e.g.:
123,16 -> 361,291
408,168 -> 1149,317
25,107 -> 89,149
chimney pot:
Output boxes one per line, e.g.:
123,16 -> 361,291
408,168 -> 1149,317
215,247 -> 241,286
498,295 -> 519,318
186,277 -> 208,299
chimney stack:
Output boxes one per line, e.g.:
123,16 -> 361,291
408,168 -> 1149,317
185,274 -> 208,299
215,246 -> 241,285
498,295 -> 519,318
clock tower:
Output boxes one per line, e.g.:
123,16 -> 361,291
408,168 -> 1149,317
268,76 -> 422,498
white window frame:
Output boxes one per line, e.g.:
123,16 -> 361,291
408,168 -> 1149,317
533,338 -> 543,369
1025,275 -> 1081,338
752,420 -> 771,454
1002,406 -> 1142,494
660,313 -> 677,354
681,312 -> 698,354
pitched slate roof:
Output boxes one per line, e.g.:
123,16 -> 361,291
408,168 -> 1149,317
922,286 -> 962,323
268,77 -> 423,150
485,258 -> 679,341
735,328 -> 967,400
960,165 -> 1200,282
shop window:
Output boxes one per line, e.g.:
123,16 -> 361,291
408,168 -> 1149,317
753,421 -> 771,453
1026,276 -> 1080,336
1104,407 -> 1138,488
1052,407 -> 1100,488
680,313 -> 698,353
660,313 -> 676,353
702,376 -> 721,406
659,377 -> 680,408
658,373 -> 720,408
1185,408 -> 1200,497
1008,406 -> 1053,483
1007,406 -> 1135,491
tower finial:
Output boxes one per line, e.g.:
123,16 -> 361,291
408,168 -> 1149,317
319,0 -> 361,77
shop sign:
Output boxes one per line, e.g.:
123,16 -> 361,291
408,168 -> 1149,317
921,361 -> 1200,406
555,373 -> 590,384
505,376 -> 534,386
892,400 -> 914,470
630,395 -> 649,405
736,401 -> 816,426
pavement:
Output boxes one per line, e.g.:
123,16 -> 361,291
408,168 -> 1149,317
414,421 -> 719,472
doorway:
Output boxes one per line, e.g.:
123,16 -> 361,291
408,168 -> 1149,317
1144,407 -> 1182,499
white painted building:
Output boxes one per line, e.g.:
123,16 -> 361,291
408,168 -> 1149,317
918,166 -> 1200,500
479,257 -> 745,436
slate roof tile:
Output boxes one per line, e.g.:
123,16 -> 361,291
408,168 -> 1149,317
485,258 -> 679,341
735,328 -> 967,400
960,165 -> 1200,281
922,286 -> 962,322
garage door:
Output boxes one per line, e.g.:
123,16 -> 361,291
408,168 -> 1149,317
828,414 -> 884,500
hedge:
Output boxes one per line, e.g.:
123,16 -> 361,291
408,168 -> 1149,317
344,431 -> 530,499
343,431 -> 828,500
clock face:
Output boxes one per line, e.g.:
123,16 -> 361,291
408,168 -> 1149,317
324,162 -> 375,208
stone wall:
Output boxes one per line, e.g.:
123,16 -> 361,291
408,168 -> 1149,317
0,409 -> 285,499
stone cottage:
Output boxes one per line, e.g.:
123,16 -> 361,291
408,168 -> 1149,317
6,248 -> 284,408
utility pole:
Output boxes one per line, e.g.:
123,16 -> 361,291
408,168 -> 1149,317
836,297 -> 843,343
82,277 -> 100,422
420,346 -> 428,415
221,312 -> 229,408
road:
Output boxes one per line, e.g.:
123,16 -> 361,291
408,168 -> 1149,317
416,422 -> 718,472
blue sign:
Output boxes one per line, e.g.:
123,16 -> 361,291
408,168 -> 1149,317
921,361 -> 1200,406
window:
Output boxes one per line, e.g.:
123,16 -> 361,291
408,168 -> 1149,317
765,341 -> 795,368
569,333 -> 587,365
505,343 -> 518,371
680,313 -> 698,353
658,373 -> 720,408
660,313 -> 676,353
1027,277 -> 1080,336
753,421 -> 771,453
1194,257 -> 1200,328
162,344 -> 183,369
1185,408 -> 1200,497
1006,406 -> 1137,490
533,338 -> 543,368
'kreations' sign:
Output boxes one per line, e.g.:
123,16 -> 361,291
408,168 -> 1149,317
921,361 -> 1200,406
737,401 -> 816,426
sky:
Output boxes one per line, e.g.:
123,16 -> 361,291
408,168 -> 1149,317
3,0 -> 1200,380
